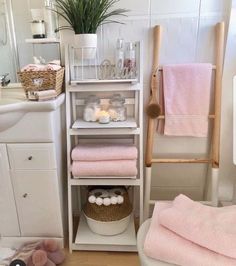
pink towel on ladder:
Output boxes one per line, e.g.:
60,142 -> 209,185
163,63 -> 212,137
159,194 -> 236,259
144,202 -> 236,266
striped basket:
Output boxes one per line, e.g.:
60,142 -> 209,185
18,67 -> 64,98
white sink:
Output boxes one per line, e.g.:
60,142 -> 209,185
0,98 -> 23,105
0,94 -> 65,132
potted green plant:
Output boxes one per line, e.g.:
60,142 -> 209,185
54,0 -> 127,58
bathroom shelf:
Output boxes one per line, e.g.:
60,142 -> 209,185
25,38 -> 60,44
67,84 -> 141,92
69,178 -> 141,186
70,78 -> 138,84
68,128 -> 141,136
73,214 -> 136,252
65,42 -> 143,253
72,118 -> 137,129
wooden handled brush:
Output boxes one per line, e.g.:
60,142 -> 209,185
145,25 -> 162,167
146,25 -> 162,118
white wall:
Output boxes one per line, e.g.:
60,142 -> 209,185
10,0 -> 235,201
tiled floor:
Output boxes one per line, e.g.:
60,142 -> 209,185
61,250 -> 140,266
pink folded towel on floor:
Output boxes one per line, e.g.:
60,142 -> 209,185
71,143 -> 138,161
163,63 -> 212,137
144,202 -> 236,266
159,194 -> 236,259
71,160 -> 137,177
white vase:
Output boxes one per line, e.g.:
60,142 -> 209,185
74,33 -> 97,60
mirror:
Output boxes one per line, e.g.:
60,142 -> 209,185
0,0 -> 60,83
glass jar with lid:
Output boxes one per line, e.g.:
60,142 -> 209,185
108,94 -> 127,122
83,95 -> 101,122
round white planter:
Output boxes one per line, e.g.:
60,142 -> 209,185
84,213 -> 131,236
74,33 -> 97,59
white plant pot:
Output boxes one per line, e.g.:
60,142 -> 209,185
74,33 -> 97,60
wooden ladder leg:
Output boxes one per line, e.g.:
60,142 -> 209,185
144,167 -> 152,220
211,21 -> 225,206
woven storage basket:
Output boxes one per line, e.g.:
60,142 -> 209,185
83,187 -> 132,235
18,67 -> 64,98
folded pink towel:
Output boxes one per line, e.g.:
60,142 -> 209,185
163,63 -> 212,137
144,202 -> 236,266
71,160 -> 137,177
21,64 -> 61,72
71,144 -> 138,161
159,194 -> 236,259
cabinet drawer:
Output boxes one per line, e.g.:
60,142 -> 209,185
7,144 -> 56,170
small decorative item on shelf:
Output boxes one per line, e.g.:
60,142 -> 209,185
83,95 -> 101,122
108,94 -> 127,122
98,110 -> 110,124
31,20 -> 46,39
84,186 -> 132,236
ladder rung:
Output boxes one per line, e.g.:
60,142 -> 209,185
158,65 -> 216,71
157,115 -> 215,120
152,158 -> 211,163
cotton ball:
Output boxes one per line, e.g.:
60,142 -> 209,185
111,196 -> 118,205
117,195 -> 124,204
95,197 -> 103,206
88,195 -> 96,204
103,198 -> 111,206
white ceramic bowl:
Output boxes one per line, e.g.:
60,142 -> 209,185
84,212 -> 131,236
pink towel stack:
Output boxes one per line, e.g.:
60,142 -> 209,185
71,143 -> 138,177
144,194 -> 236,266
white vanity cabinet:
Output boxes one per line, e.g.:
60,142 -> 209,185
7,144 -> 63,237
0,94 -> 65,248
0,144 -> 20,237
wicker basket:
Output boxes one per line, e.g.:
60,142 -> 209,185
18,67 -> 64,98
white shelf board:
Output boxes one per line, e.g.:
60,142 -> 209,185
69,128 -> 141,135
74,214 -> 136,251
67,84 -> 141,92
69,178 -> 141,186
70,79 -> 138,84
25,38 -> 60,44
72,118 -> 137,129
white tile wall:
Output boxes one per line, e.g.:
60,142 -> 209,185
6,0 -> 233,201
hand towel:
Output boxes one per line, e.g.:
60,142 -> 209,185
21,64 -> 61,72
159,194 -> 236,259
144,202 -> 236,266
71,143 -> 138,161
163,63 -> 212,137
71,160 -> 137,177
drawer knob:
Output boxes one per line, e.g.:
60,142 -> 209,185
23,193 -> 28,198
28,156 -> 33,161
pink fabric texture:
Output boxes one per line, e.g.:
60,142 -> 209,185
71,160 -> 137,177
21,64 -> 62,71
159,194 -> 236,259
71,143 -> 137,161
162,63 -> 212,137
144,202 -> 236,266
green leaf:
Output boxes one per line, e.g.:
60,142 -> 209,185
53,0 -> 129,34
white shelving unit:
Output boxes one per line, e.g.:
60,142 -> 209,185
65,42 -> 143,252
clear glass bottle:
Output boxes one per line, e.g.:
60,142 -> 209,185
83,95 -> 101,122
124,42 -> 136,75
108,94 -> 127,122
44,0 -> 57,38
115,39 -> 124,71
